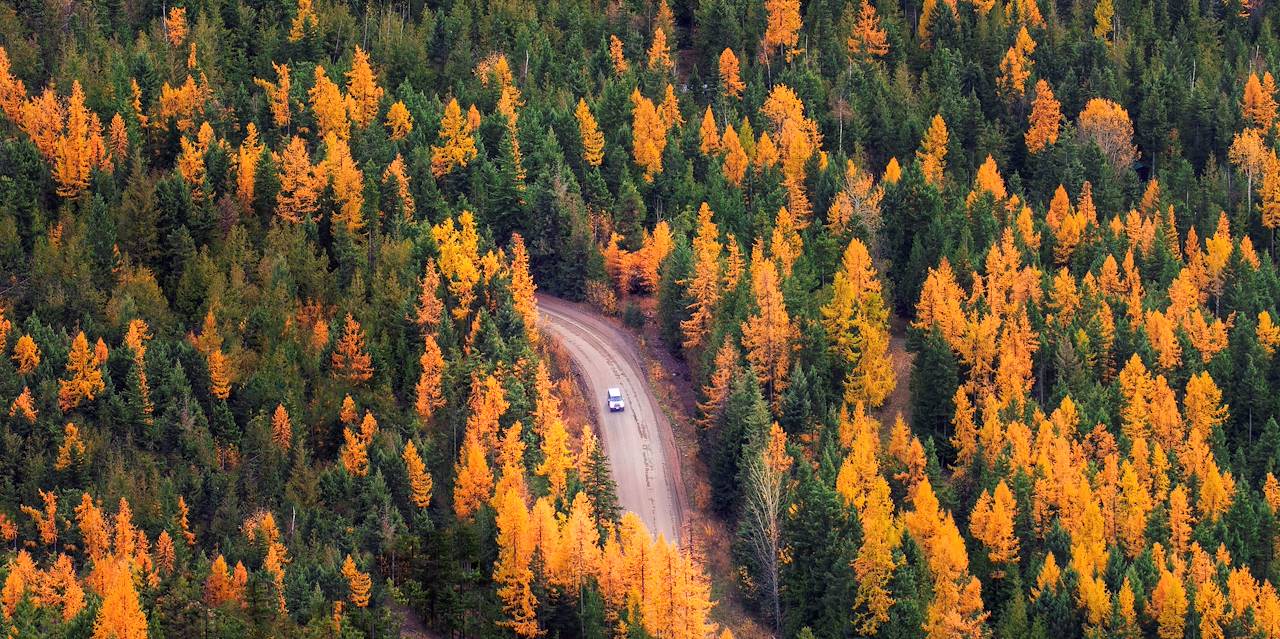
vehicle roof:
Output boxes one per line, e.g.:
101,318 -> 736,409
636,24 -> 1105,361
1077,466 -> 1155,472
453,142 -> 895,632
607,387 -> 622,395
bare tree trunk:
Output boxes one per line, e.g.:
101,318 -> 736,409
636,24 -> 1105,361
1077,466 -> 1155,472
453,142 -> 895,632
742,455 -> 783,630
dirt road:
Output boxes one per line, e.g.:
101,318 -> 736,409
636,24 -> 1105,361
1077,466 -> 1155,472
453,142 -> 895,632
537,295 -> 685,544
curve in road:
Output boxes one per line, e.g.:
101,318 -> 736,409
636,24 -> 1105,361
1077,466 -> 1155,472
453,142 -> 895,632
537,295 -> 685,544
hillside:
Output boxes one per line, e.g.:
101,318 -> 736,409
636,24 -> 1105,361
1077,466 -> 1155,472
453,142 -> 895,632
4,0 -> 1280,636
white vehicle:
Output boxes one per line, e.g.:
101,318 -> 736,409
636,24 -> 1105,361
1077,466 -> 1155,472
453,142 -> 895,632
607,387 -> 625,412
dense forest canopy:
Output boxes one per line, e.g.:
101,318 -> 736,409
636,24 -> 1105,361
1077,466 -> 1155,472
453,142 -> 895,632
4,0 -> 1280,635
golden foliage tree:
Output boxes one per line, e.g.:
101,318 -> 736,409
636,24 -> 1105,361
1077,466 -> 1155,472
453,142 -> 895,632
91,558 -> 148,639
235,123 -> 264,206
453,430 -> 493,520
1243,71 -> 1279,130
340,411 -> 377,477
331,313 -> 373,384
822,238 -> 894,407
271,403 -> 292,452
609,35 -> 628,74
917,113 -> 948,186
537,411 -> 572,502
59,331 -> 106,411
415,335 -> 446,423
722,122 -> 749,185
403,439 -> 433,509
681,203 -> 723,350
431,98 -> 477,178
344,46 -> 383,128
719,48 -> 746,97
9,386 -> 37,423
1025,79 -> 1061,153
631,89 -> 668,180
254,62 -> 292,129
969,481 -> 1020,566
341,554 -> 371,608
208,348 -> 231,400
54,422 -> 86,471
763,0 -> 803,61
848,0 -> 890,60
699,105 -> 721,154
13,334 -> 40,374
575,98 -> 605,166
741,253 -> 798,408
997,27 -> 1037,100
385,100 -> 412,141
1078,97 -> 1138,168
275,135 -> 322,223
309,66 -> 349,140
648,27 -> 673,72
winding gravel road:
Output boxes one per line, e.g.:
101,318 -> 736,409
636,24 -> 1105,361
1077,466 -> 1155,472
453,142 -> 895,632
537,295 -> 685,544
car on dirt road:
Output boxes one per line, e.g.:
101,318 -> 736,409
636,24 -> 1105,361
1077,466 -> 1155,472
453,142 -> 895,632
607,387 -> 625,412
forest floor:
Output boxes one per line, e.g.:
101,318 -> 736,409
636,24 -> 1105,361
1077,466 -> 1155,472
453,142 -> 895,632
876,316 -> 916,429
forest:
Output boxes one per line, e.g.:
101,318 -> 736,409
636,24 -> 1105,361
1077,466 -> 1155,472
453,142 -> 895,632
4,0 -> 1280,634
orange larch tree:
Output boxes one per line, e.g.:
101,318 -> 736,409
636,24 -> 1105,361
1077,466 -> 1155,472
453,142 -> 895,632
51,81 -> 109,198
969,481 -> 1020,566
609,35 -> 628,74
253,62 -> 292,129
997,27 -> 1037,101
508,234 -> 539,344
647,27 -> 673,72
20,489 -> 58,546
13,334 -> 40,374
331,313 -> 373,384
719,48 -> 746,98
9,386 -> 37,423
322,135 -> 366,233
415,335 -> 446,423
385,100 -> 412,141
309,66 -> 349,140
721,122 -> 749,185
208,348 -> 231,400
92,558 -> 148,639
681,203 -> 723,350
575,98 -> 605,167
741,253 -> 798,408
54,422 -> 86,471
275,135 -> 322,223
1025,79 -> 1062,153
699,105 -> 721,154
631,89 -> 667,180
341,554 -> 371,608
403,439 -> 433,509
537,411 -> 572,502
235,123 -> 264,206
853,476 -> 900,634
821,237 -> 894,407
271,403 -> 292,452
453,430 -> 494,520
431,98 -> 477,178
848,0 -> 890,61
344,46 -> 383,128
205,555 -> 239,606
1243,71 -> 1278,130
493,488 -> 540,637
917,114 -> 949,187
762,0 -> 803,62
59,331 -> 106,411
340,411 -> 377,477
